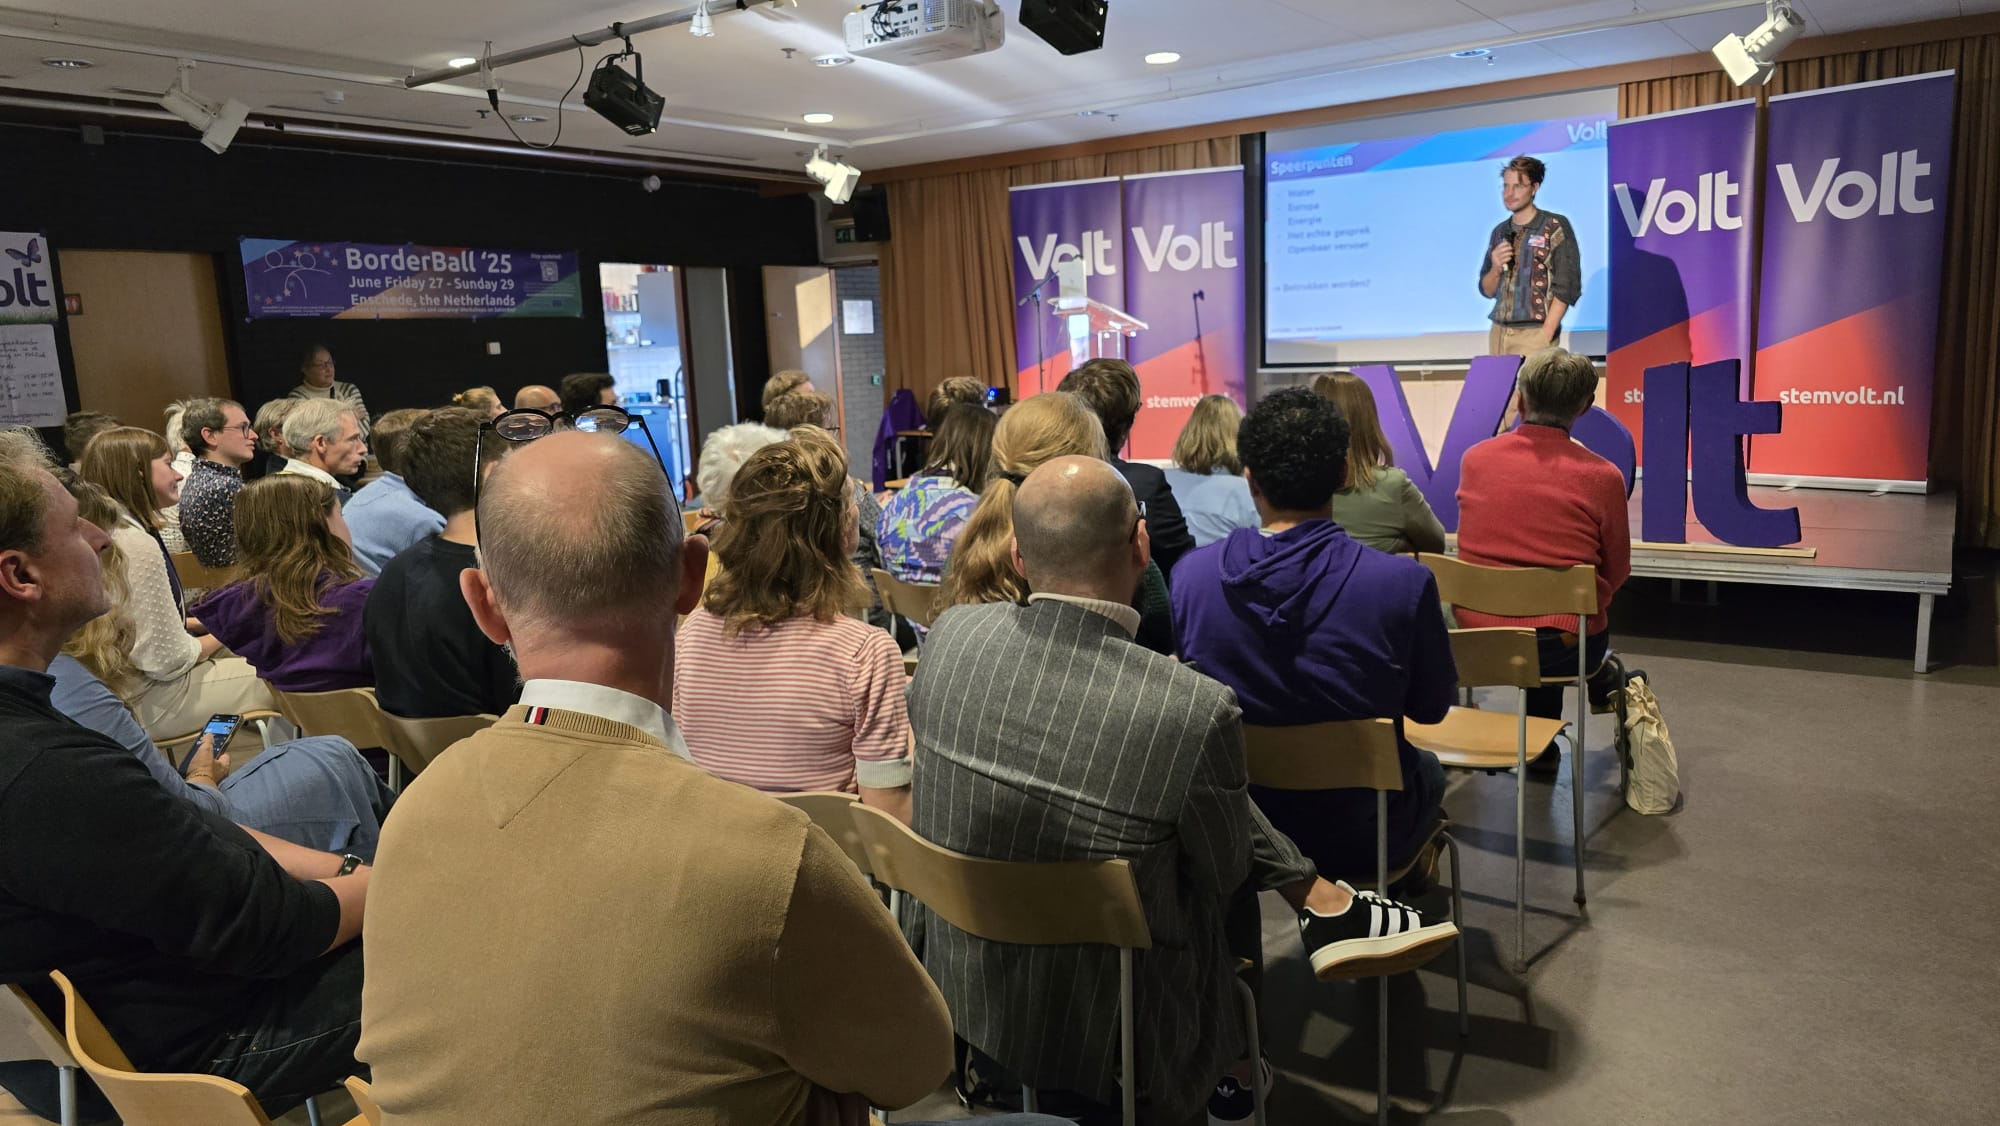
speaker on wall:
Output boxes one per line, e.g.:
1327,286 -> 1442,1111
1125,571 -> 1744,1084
1020,0 -> 1108,56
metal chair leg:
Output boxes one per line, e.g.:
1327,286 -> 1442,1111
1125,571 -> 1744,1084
1120,948 -> 1137,1126
1514,690 -> 1528,974
1444,832 -> 1468,1038
1234,976 -> 1267,1126
306,1095 -> 324,1126
57,1065 -> 76,1126
1376,791 -> 1389,1126
388,754 -> 405,792
1573,616 -> 1588,906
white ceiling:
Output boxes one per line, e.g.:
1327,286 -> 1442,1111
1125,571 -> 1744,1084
0,1 -> 1982,178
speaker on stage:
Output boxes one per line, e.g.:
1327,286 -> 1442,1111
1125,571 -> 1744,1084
1020,0 -> 1109,56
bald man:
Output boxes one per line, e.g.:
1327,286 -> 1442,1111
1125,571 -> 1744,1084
358,433 -> 958,1126
905,456 -> 1455,1126
511,384 -> 559,413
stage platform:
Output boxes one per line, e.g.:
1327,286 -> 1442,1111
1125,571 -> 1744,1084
1623,483 -> 1956,673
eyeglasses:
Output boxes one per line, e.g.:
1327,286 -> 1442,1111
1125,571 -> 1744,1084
216,423 -> 257,437
473,405 -> 674,517
1130,499 -> 1148,544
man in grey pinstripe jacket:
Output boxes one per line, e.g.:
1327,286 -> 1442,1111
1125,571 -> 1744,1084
905,457 -> 1455,1126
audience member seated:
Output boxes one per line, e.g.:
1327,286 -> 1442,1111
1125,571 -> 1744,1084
365,407 -> 519,719
512,383 -> 560,412
450,385 -> 505,418
766,390 -> 890,631
1163,393 -> 1260,548
878,402 -> 995,584
558,371 -> 618,414
908,456 -> 1454,1126
762,367 -> 814,407
1172,388 -> 1457,883
1059,358 -> 1197,580
246,397 -> 299,481
1456,348 -> 1630,765
689,421 -> 786,520
940,392 -> 1175,655
359,430 -> 954,1125
676,428 -> 913,821
177,396 -> 260,568
925,374 -> 988,425
0,430 -> 370,1124
62,409 -> 121,471
1313,373 -> 1448,554
193,476 -> 374,694
78,428 -> 276,738
157,400 -> 199,554
287,342 -> 372,439
342,407 -> 444,575
278,398 -> 368,500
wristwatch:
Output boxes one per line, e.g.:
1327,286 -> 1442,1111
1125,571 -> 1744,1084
335,853 -> 364,877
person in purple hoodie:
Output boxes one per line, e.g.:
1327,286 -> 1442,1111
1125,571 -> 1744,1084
1170,387 -> 1456,885
193,475 -> 374,693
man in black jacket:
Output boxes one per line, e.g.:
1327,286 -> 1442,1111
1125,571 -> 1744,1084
0,429 -> 371,1121
1058,358 -> 1197,581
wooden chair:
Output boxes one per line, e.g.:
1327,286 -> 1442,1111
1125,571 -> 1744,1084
1243,720 -> 1466,1126
168,551 -> 236,592
774,791 -> 874,881
1417,554 -> 1599,908
47,970 -> 275,1125
2,983 -> 81,1126
847,803 -> 1264,1126
373,708 -> 496,783
342,1076 -> 379,1126
1407,628 -> 1570,971
870,568 -> 941,632
273,687 -> 396,785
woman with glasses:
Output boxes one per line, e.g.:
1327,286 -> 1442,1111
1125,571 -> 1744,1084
940,392 -> 1176,655
78,427 -> 279,740
192,476 -> 375,693
673,427 -> 914,824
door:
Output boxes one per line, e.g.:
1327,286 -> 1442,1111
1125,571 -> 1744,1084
58,250 -> 232,434
761,265 -> 840,428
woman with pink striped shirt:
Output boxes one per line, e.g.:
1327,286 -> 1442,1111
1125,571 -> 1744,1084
673,427 -> 913,823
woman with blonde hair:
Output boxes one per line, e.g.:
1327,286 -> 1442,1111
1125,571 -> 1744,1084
674,426 -> 913,822
941,392 -> 1175,654
79,427 -> 277,738
1162,394 -> 1259,547
451,385 -> 505,419
193,475 -> 374,693
1312,373 -> 1447,554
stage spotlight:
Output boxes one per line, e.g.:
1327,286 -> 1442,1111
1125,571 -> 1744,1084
157,60 -> 250,153
1713,1 -> 1805,87
690,5 -> 714,37
584,39 -> 665,135
805,145 -> 861,204
1021,0 -> 1108,56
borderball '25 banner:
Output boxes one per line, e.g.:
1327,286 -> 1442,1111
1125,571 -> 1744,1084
240,238 -> 582,319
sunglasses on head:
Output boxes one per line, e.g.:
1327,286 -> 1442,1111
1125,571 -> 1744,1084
473,405 -> 675,517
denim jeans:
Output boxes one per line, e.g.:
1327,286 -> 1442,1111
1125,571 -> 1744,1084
222,736 -> 397,859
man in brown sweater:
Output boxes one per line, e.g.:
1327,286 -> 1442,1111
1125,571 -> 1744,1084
357,431 -> 956,1125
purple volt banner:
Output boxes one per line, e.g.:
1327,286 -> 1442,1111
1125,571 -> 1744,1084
1606,100 -> 1757,461
1119,167 -> 1246,460
1009,178 -> 1124,399
240,237 -> 582,320
1748,72 -> 1954,483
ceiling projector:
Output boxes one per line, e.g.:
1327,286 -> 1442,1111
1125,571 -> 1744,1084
844,0 -> 1005,66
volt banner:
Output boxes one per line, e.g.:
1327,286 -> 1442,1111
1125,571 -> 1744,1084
1119,167 -> 1247,460
1009,177 -> 1124,400
1748,72 -> 1954,483
1605,100 -> 1757,462
241,238 -> 583,320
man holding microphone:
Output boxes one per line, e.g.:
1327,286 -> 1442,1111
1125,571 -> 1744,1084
1479,155 -> 1582,356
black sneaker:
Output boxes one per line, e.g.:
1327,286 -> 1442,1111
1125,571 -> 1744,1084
1206,1056 -> 1273,1126
1526,732 -> 1566,775
1299,881 -> 1459,980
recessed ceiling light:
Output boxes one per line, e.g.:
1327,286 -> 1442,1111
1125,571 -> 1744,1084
42,57 -> 93,69
1077,109 -> 1103,117
813,54 -> 854,67
802,112 -> 835,124
1451,48 -> 1492,59
510,114 -> 547,124
1144,51 -> 1181,65
448,56 -> 478,68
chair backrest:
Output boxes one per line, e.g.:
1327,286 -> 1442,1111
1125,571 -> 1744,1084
848,804 -> 1150,950
870,568 -> 941,629
1242,720 -> 1402,793
682,510 -> 703,537
344,1076 -> 381,1126
275,687 -> 386,748
49,971 -> 273,1126
1446,627 -> 1545,690
775,792 -> 874,878
374,708 -> 496,775
168,551 -> 237,591
1417,554 -> 1597,618
1,983 -> 74,1069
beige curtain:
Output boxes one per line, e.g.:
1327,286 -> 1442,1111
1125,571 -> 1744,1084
1623,34 -> 2000,548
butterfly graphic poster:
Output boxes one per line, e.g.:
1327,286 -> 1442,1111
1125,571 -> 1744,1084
0,231 -> 59,326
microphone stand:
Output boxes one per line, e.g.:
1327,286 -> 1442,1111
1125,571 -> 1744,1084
1191,288 -> 1209,395
1018,272 -> 1057,395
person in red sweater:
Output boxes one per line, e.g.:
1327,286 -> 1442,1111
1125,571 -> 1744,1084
1456,348 -> 1630,767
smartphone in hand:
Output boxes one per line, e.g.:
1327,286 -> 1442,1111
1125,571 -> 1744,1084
178,714 -> 241,778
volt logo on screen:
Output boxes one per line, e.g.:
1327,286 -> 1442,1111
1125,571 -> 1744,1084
1130,222 -> 1237,273
1776,150 -> 1935,222
1614,172 -> 1746,236
1017,231 -> 1119,280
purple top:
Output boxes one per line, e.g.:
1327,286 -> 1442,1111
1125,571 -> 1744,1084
193,574 -> 375,693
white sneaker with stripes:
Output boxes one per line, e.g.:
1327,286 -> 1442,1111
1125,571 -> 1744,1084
1298,880 -> 1459,980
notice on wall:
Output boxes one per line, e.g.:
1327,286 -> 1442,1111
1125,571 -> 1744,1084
842,299 -> 875,335
240,238 -> 582,320
0,324 -> 68,426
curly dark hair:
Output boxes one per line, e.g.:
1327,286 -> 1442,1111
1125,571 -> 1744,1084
1503,154 -> 1546,186
1238,387 -> 1350,512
